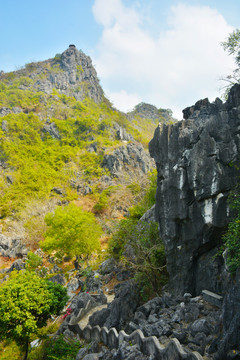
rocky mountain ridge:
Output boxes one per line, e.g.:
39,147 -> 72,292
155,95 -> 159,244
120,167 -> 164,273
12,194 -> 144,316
0,45 -> 104,104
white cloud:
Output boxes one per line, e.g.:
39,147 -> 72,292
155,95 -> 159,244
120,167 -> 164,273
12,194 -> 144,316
105,89 -> 142,112
92,0 -> 235,119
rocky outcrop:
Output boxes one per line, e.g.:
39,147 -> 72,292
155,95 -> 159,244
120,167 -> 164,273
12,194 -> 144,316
149,84 -> 240,296
0,233 -> 28,258
0,106 -> 23,117
114,124 -> 134,141
5,45 -> 104,104
102,143 -> 154,177
47,46 -> 104,103
127,103 -> 173,123
42,120 -> 60,139
89,281 -> 140,331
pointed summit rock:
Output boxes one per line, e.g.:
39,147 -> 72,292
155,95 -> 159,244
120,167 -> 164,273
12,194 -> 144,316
1,45 -> 104,104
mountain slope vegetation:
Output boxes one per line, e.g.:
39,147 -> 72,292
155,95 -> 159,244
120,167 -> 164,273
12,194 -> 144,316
0,45 -> 174,251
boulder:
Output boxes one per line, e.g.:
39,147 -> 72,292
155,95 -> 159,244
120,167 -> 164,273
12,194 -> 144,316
90,280 -> 140,331
99,258 -> 116,275
6,259 -> 25,273
0,234 -> 28,258
48,274 -> 66,285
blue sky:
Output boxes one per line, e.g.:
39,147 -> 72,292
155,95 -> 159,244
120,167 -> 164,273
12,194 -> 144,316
1,0 -> 240,118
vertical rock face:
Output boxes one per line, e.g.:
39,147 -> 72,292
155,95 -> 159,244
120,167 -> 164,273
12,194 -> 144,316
149,84 -> 240,296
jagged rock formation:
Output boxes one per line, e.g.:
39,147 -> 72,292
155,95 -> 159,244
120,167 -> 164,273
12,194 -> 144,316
0,45 -> 104,104
0,233 -> 28,258
66,286 -> 223,359
149,84 -> 240,296
44,45 -> 104,103
102,143 -> 154,177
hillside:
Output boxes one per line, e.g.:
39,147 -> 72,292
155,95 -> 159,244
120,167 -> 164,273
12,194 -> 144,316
0,45 -> 174,256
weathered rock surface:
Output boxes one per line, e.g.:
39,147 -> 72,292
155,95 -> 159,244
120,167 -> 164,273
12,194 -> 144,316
74,291 -> 223,359
42,120 -> 60,139
47,45 -> 104,103
0,106 -> 23,117
102,143 -> 154,177
89,280 -> 140,331
1,45 -> 104,104
114,124 -> 134,141
215,270 -> 240,360
0,233 -> 28,258
149,84 -> 240,296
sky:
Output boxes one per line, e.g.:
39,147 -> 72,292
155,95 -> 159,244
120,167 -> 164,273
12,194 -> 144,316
0,0 -> 240,119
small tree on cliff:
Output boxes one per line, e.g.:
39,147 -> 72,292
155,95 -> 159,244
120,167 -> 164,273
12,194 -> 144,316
221,29 -> 240,96
40,203 -> 102,259
0,270 -> 68,360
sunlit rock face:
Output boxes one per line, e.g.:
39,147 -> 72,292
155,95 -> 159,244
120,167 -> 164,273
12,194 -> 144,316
149,84 -> 240,296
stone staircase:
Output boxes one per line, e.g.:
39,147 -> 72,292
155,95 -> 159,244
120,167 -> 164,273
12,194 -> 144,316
67,298 -> 204,360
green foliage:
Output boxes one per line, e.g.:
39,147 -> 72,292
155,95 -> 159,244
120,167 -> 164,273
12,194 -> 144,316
221,29 -> 240,97
0,339 -> 22,360
128,169 -> 157,219
223,183 -> 240,275
109,219 -> 167,297
54,53 -> 62,62
0,113 -> 79,217
41,203 -> 102,258
28,335 -> 81,360
26,251 -> 43,271
222,29 -> 240,67
93,186 -> 117,214
76,65 -> 83,79
0,270 -> 68,359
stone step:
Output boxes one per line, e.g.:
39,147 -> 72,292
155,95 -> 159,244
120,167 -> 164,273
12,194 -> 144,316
202,289 -> 223,308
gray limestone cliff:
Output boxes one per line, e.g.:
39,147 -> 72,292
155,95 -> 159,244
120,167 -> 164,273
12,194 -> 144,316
0,45 -> 104,104
149,84 -> 240,296
44,45 -> 104,103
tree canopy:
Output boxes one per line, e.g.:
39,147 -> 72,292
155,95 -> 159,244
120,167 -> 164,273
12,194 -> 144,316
221,29 -> 240,95
40,203 -> 102,258
0,270 -> 68,359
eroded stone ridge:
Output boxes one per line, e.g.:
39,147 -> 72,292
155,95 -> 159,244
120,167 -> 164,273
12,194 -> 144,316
149,84 -> 240,296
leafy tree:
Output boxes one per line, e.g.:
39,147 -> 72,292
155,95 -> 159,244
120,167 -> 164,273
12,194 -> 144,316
109,219 -> 167,298
0,270 -> 68,360
223,183 -> 240,275
221,29 -> 240,96
41,203 -> 102,259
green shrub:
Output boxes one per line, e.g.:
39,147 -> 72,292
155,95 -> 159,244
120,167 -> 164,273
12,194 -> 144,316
28,335 -> 81,360
223,183 -> 240,275
128,169 -> 157,219
110,219 -> 167,297
44,335 -> 81,360
41,203 -> 102,258
26,251 -> 43,271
